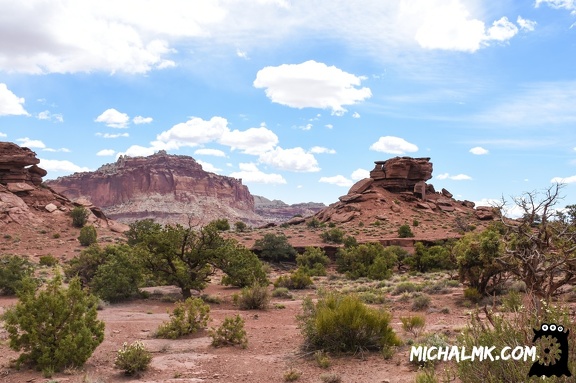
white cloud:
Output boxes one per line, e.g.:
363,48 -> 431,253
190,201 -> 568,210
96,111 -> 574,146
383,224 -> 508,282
319,175 -> 354,187
229,163 -> 286,184
0,84 -> 28,116
437,173 -> 472,180
469,146 -> 489,155
39,159 -> 90,174
352,112 -> 361,118
37,110 -> 64,122
310,146 -> 336,154
412,2 -> 521,52
253,60 -> 372,115
219,125 -> 279,155
197,160 -> 221,173
517,16 -> 537,32
96,132 -> 130,139
297,123 -> 313,131
96,149 -> 116,156
42,147 -> 70,153
0,132 -> 6,137
194,148 -> 226,157
95,108 -> 130,128
369,136 -> 418,154
325,124 -> 334,129
259,147 -> 320,172
118,145 -> 157,157
236,48 -> 248,59
17,137 -> 45,149
155,116 -> 228,148
536,0 -> 576,14
551,175 -> 576,184
133,116 -> 153,124
351,168 -> 370,180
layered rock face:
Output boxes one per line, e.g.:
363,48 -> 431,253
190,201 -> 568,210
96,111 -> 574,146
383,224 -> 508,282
254,195 -> 326,222
369,157 -> 433,193
0,142 -> 48,186
46,151 -> 263,226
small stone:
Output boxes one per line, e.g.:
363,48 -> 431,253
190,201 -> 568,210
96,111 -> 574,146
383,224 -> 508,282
45,203 -> 58,213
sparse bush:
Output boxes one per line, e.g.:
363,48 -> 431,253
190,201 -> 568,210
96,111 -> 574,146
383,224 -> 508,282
254,233 -> 297,262
411,294 -> 431,311
237,283 -> 270,310
64,245 -> 109,285
298,293 -> 400,354
209,314 -> 248,348
155,297 -> 210,339
2,275 -> 104,374
501,290 -> 523,312
336,243 -> 396,280
343,235 -> 358,248
314,350 -> 331,368
78,225 -> 97,246
296,247 -> 330,276
307,218 -> 322,228
414,368 -> 439,383
398,224 -> 415,238
320,228 -> 345,244
284,369 -> 302,382
400,315 -> 426,338
39,254 -> 58,267
272,287 -> 293,299
212,218 -> 230,231
71,206 -> 89,228
320,373 -> 342,383
413,219 -> 420,227
52,233 -> 61,239
114,341 -> 152,376
0,255 -> 35,295
234,221 -> 248,232
274,269 -> 313,289
392,281 -> 422,295
463,287 -> 482,304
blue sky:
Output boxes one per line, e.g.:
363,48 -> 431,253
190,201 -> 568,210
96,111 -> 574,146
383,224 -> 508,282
1,0 -> 576,211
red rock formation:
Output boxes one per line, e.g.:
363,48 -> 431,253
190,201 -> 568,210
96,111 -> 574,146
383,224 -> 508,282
46,151 -> 263,226
369,157 -> 433,192
0,142 -> 47,186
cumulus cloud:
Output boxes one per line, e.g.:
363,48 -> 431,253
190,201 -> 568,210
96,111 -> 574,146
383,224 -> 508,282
351,168 -> 370,180
133,116 -> 153,124
39,159 -> 90,174
551,175 -> 576,184
96,149 -> 116,156
42,147 -> 70,153
96,132 -> 130,139
369,136 -> 418,154
220,126 -> 279,155
517,16 -> 537,31
118,145 -> 157,157
485,17 -> 518,42
0,84 -> 28,116
194,148 -> 226,157
0,132 -> 6,138
37,110 -> 64,122
17,137 -> 45,149
319,175 -> 354,187
536,0 -> 576,14
352,112 -> 361,118
197,160 -> 221,173
437,173 -> 472,180
156,116 -> 229,148
325,124 -> 334,129
253,60 -> 372,115
236,49 -> 248,59
469,146 -> 489,155
95,108 -> 130,128
297,123 -> 313,131
310,146 -> 336,154
229,163 -> 286,184
259,147 -> 320,172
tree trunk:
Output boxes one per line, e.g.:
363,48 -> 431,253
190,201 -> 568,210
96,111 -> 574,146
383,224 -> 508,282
181,288 -> 192,299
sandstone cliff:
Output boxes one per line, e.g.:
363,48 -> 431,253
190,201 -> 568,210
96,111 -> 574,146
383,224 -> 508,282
254,195 -> 326,222
46,151 -> 264,227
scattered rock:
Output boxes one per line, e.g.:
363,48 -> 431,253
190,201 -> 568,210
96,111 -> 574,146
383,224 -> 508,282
461,200 -> 475,208
331,211 -> 358,223
475,206 -> 495,220
441,188 -> 453,198
0,142 -> 46,186
439,205 -> 455,212
338,193 -> 362,203
45,203 -> 58,212
286,216 -> 305,225
7,182 -> 35,193
348,178 -> 374,194
369,157 -> 433,192
416,202 -> 431,210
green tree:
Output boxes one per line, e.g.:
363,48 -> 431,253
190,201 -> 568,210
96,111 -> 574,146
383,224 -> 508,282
212,218 -> 230,231
336,243 -> 396,280
0,255 -> 35,295
296,247 -> 330,276
234,221 -> 248,232
218,244 -> 268,287
2,275 -> 104,374
454,227 -> 506,295
254,233 -> 297,262
320,228 -> 345,244
91,246 -> 143,302
78,225 -> 97,246
398,224 -> 415,238
406,243 -> 453,273
71,206 -> 89,228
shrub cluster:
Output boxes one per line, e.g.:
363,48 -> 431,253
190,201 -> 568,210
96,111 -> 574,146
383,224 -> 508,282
406,242 -> 454,272
336,243 -> 397,280
71,206 -> 89,228
78,225 -> 97,246
155,297 -> 210,339
114,340 -> 152,375
296,247 -> 330,276
219,246 -> 268,288
274,269 -> 313,290
235,283 -> 270,310
0,255 -> 35,295
320,228 -> 345,244
209,314 -> 248,348
254,233 -> 297,262
298,293 -> 400,354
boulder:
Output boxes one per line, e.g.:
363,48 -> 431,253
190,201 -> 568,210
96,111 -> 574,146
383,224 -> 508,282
414,181 -> 426,200
475,206 -> 495,220
286,216 -> 306,225
348,178 -> 374,195
331,211 -> 358,223
7,183 -> 35,193
338,193 -> 362,203
369,157 -> 433,192
461,200 -> 475,208
441,188 -> 453,198
45,203 -> 58,212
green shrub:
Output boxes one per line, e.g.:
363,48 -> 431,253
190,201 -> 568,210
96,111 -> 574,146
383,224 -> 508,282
212,218 -> 230,231
413,219 -> 420,227
1,275 -> 104,374
398,224 -> 415,238
71,206 -> 89,228
234,221 -> 248,232
0,255 -> 35,295
274,269 -> 313,289
392,281 -> 422,295
219,246 -> 268,287
406,243 -> 454,272
90,247 -> 143,302
237,283 -> 270,310
414,368 -> 439,383
400,315 -> 426,338
320,228 -> 345,244
336,243 -> 396,280
209,314 -> 248,348
298,293 -> 400,354
307,218 -> 322,228
314,350 -> 331,368
411,294 -> 431,311
501,290 -> 523,312
65,245 -> 109,286
52,233 -> 61,239
320,373 -> 342,383
155,297 -> 210,339
114,340 -> 152,375
272,287 -> 293,299
284,369 -> 302,382
78,225 -> 97,246
296,247 -> 330,276
254,233 -> 297,262
463,287 -> 482,303
39,254 -> 58,267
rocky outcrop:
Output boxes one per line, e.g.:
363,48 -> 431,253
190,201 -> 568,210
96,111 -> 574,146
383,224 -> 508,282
0,142 -> 47,186
369,157 -> 433,193
46,151 -> 263,226
254,195 -> 326,223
